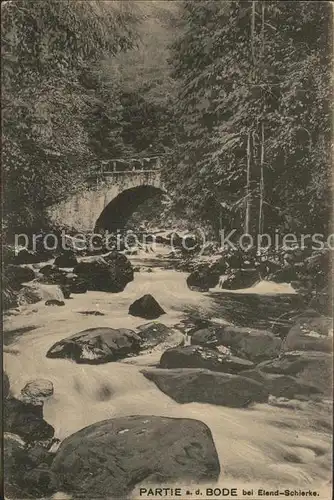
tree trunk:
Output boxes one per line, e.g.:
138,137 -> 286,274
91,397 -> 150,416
250,129 -> 261,238
258,121 -> 265,234
244,131 -> 252,234
258,2 -> 265,234
244,130 -> 261,239
251,1 -> 256,67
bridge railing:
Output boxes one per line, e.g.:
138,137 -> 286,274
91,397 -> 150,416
94,156 -> 162,175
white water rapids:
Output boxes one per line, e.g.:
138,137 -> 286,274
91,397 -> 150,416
3,262 -> 332,497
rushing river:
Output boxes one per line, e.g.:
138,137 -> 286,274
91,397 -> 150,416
3,257 -> 332,497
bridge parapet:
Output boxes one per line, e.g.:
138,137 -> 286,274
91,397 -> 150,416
93,155 -> 162,175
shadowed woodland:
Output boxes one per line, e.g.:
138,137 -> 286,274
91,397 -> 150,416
2,0 -> 332,237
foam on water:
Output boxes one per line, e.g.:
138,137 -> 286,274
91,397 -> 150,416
4,268 -> 332,492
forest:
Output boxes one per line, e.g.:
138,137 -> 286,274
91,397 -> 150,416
2,0 -> 332,238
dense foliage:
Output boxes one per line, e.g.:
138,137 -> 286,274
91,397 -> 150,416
2,0 -> 138,234
168,1 -> 332,236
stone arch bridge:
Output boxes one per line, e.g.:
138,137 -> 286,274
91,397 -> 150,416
48,156 -> 166,233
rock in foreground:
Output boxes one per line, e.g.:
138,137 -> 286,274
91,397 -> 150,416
142,368 -> 269,407
129,294 -> 165,320
46,327 -> 141,364
51,416 -> 220,498
160,345 -> 254,374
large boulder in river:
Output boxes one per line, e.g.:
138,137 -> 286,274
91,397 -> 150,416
54,250 -> 78,268
220,326 -> 282,362
4,398 -> 55,443
17,283 -> 65,306
186,265 -> 221,292
142,368 -> 269,407
73,251 -> 133,292
282,310 -> 332,353
129,294 -> 165,320
191,327 -> 223,347
46,327 -> 141,364
20,379 -> 54,406
192,325 -> 282,362
257,351 -> 332,396
104,250 -> 134,274
51,416 -> 220,498
136,322 -> 184,351
160,345 -> 254,374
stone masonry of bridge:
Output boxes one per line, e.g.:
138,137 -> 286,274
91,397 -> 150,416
47,157 -> 164,232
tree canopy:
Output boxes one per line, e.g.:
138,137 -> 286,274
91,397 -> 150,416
2,0 -> 332,240
2,0 -> 138,233
167,0 -> 332,236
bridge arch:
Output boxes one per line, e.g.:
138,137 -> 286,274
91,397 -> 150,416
95,184 -> 166,233
47,157 -> 166,232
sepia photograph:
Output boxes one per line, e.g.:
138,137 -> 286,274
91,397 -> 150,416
1,1 -> 333,499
